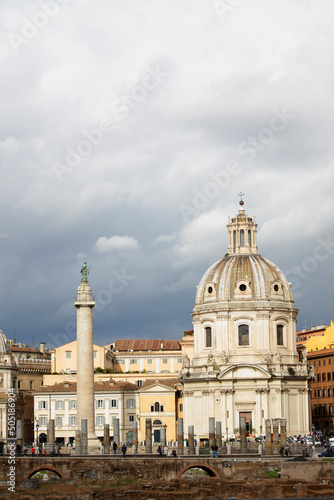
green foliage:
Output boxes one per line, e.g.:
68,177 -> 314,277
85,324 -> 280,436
141,369 -> 147,373
95,367 -> 104,373
266,469 -> 280,478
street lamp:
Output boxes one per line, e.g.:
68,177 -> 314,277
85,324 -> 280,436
226,427 -> 228,443
163,424 -> 167,446
260,425 -> 263,438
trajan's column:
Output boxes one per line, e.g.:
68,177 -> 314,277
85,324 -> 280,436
74,262 -> 99,449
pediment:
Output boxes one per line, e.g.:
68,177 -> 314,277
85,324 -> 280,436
140,383 -> 175,392
218,364 -> 271,380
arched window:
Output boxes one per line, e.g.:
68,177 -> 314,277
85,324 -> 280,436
240,229 -> 245,247
277,325 -> 284,346
205,327 -> 212,348
153,419 -> 162,425
248,230 -> 252,247
151,402 -> 164,412
238,324 -> 249,346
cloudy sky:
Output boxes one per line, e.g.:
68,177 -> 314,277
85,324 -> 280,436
0,0 -> 333,349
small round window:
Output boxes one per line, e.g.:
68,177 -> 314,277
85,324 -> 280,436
274,284 -> 279,292
239,284 -> 247,292
208,286 -> 213,294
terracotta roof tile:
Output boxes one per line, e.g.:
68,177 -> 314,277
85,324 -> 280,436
113,339 -> 181,352
39,380 -> 139,393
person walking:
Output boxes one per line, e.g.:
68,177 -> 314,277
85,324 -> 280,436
214,444 -> 219,458
31,446 -> 35,457
113,441 -> 117,455
157,445 -> 162,457
122,443 -> 127,458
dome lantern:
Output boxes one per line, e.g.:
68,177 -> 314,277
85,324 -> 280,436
227,198 -> 258,255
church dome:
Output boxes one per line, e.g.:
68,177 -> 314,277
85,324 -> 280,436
0,329 -> 9,354
195,253 -> 293,305
194,202 -> 294,310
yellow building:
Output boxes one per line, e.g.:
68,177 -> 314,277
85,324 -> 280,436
51,340 -> 114,374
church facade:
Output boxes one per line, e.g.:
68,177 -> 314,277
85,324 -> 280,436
181,202 -> 312,439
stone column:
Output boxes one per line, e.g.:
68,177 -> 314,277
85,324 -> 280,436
47,419 -> 55,453
216,421 -> 222,451
265,418 -> 272,454
81,419 -> 88,455
160,426 -> 166,447
75,428 -> 82,454
272,418 -> 280,454
177,418 -> 184,454
145,418 -> 152,453
240,416 -> 246,453
132,421 -> 138,450
188,425 -> 195,455
280,418 -> 287,448
209,417 -> 215,447
113,418 -> 120,450
16,419 -> 22,445
103,424 -> 110,454
74,275 -> 99,451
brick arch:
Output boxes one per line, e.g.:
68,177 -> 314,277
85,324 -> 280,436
27,466 -> 64,479
177,462 -> 220,479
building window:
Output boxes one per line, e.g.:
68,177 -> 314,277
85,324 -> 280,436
276,325 -> 284,346
147,359 -> 153,364
233,230 -> 236,252
65,351 -> 71,359
323,359 -> 326,365
248,230 -> 251,246
314,389 -> 317,398
238,324 -> 249,346
328,372 -> 332,381
55,416 -> 63,427
329,359 -> 332,365
56,400 -> 64,410
129,415 -> 135,423
240,229 -> 245,247
318,389 -> 322,398
330,406 -> 333,415
205,327 -> 212,348
66,368 -> 71,374
18,380 -> 22,389
323,389 -> 327,397
162,358 -> 168,364
93,351 -> 97,358
130,359 -> 137,364
150,402 -> 164,412
29,381 -> 34,390
324,406 -> 327,416
328,388 -> 332,397
317,373 -> 321,382
180,404 -> 183,412
69,400 -> 76,409
39,417 -> 47,426
127,399 -> 135,408
69,416 -> 77,427
39,401 -> 47,410
96,399 -> 105,409
323,373 -> 326,381
136,380 -> 143,387
177,357 -> 183,363
96,415 -> 105,425
110,399 -> 117,408
117,359 -> 124,365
